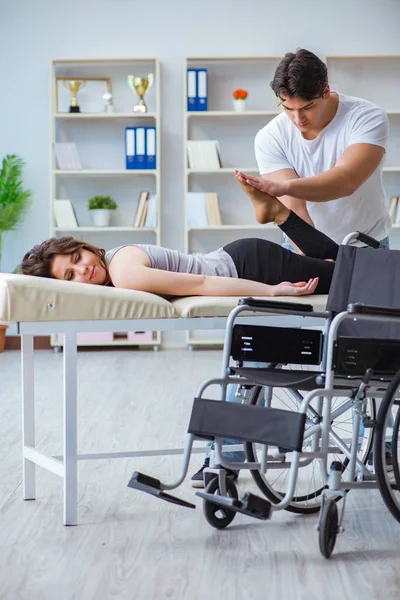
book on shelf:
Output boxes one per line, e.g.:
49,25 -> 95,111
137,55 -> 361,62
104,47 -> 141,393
144,194 -> 157,228
139,197 -> 149,227
205,193 -> 222,226
54,143 -> 82,170
388,195 -> 399,222
54,199 -> 79,228
186,192 -> 223,227
133,190 -> 149,227
186,140 -> 222,169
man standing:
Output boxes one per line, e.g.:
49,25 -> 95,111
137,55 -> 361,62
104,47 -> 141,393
190,49 -> 391,487
238,48 -> 391,248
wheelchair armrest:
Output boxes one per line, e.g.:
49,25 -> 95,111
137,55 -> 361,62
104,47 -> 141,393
354,232 -> 380,248
238,297 -> 314,312
348,302 -> 400,319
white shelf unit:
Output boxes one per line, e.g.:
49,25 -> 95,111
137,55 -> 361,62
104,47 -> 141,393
183,56 -> 284,348
50,57 -> 161,350
325,55 -> 400,247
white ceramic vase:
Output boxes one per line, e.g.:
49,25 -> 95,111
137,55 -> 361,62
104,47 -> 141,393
233,99 -> 247,112
91,209 -> 111,227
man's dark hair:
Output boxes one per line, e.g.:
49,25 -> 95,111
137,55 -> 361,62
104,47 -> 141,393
271,49 -> 328,101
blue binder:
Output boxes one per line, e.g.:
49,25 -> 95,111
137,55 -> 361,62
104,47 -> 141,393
196,69 -> 208,111
187,69 -> 197,111
125,127 -> 136,170
134,127 -> 146,169
145,126 -> 156,170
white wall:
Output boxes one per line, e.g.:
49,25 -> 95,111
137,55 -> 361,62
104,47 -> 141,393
1,0 -> 400,273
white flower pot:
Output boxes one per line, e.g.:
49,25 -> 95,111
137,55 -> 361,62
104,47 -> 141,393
233,99 -> 247,112
91,209 -> 111,227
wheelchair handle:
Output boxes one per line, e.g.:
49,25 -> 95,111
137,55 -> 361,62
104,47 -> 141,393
355,232 -> 381,248
342,231 -> 380,248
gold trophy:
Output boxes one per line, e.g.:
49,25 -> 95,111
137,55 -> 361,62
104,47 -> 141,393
63,80 -> 86,113
127,74 -> 154,113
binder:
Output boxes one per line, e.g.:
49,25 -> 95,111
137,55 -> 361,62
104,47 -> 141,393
187,69 -> 197,111
196,69 -> 208,111
125,127 -> 136,170
145,126 -> 156,170
134,127 -> 146,169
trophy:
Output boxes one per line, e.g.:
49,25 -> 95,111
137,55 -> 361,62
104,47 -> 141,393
63,80 -> 86,113
102,91 -> 115,114
127,74 -> 154,113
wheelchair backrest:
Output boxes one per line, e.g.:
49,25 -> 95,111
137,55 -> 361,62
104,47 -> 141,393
327,245 -> 400,376
327,245 -> 400,339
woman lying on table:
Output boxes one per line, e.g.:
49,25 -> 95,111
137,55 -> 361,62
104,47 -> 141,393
19,193 -> 339,298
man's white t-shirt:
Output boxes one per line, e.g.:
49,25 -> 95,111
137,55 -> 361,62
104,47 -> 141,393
254,93 -> 391,245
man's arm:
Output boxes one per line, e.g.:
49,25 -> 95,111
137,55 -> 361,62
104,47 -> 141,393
242,143 -> 385,201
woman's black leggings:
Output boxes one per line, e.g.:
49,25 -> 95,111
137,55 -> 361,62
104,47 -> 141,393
223,211 -> 338,295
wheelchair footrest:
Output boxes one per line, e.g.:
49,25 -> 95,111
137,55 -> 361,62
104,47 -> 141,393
127,472 -> 196,509
196,490 -> 272,521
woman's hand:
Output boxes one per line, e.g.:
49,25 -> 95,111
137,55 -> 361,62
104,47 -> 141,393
235,170 -> 289,197
273,277 -> 319,296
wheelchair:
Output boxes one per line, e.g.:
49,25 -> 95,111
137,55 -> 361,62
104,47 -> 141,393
128,234 -> 400,558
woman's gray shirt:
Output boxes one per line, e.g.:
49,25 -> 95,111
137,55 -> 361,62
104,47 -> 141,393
104,244 -> 238,278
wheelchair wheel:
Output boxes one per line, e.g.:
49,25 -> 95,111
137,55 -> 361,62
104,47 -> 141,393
245,383 -> 376,514
203,476 -> 238,530
318,498 -> 339,558
374,369 -> 400,522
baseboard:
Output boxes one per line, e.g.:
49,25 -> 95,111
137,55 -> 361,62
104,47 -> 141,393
4,336 -> 52,350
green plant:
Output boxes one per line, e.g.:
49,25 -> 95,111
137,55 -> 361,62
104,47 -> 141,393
0,155 -> 32,270
87,195 -> 118,210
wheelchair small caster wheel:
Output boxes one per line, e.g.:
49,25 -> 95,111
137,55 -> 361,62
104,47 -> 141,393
319,498 -> 339,558
203,476 -> 238,530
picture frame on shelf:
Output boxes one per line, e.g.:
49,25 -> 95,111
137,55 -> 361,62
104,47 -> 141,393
55,77 -> 112,114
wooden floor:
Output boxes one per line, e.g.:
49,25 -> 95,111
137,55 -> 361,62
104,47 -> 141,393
0,347 -> 400,600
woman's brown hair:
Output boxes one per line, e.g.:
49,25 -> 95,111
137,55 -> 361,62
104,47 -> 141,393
19,237 -> 107,279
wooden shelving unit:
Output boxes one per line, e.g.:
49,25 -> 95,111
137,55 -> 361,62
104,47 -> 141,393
50,57 -> 161,350
183,56 -> 284,348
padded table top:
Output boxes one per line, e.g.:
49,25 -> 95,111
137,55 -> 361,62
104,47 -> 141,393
0,273 -> 328,323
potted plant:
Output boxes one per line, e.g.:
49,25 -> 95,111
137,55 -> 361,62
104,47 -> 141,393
87,195 -> 118,227
0,155 -> 32,352
232,88 -> 248,112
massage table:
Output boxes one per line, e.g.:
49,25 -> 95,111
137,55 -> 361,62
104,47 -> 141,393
0,273 -> 328,524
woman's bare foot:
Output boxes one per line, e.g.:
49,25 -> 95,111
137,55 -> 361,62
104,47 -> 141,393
235,172 -> 289,225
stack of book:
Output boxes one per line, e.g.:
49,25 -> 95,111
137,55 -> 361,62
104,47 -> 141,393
186,140 -> 222,169
186,192 -> 222,228
54,143 -> 82,170
133,191 -> 157,228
